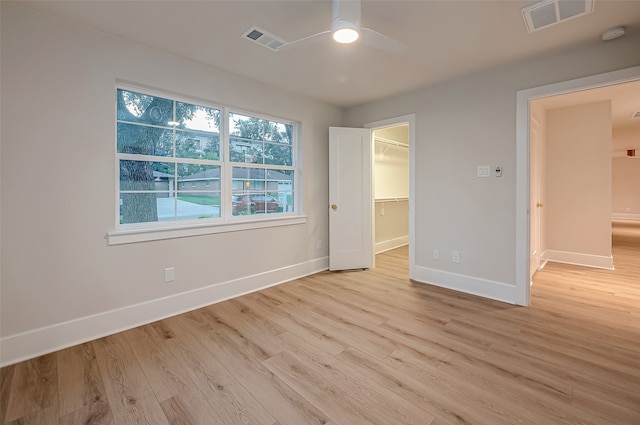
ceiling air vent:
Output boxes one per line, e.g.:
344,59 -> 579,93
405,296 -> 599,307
242,26 -> 287,52
522,0 -> 594,33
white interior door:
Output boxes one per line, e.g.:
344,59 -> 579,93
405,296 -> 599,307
530,117 -> 542,281
329,127 -> 373,271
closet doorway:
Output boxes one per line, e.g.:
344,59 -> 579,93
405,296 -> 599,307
373,125 -> 410,258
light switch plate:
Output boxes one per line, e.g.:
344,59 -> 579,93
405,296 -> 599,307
477,165 -> 490,178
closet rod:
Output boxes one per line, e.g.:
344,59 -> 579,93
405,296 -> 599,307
375,136 -> 409,148
375,197 -> 409,203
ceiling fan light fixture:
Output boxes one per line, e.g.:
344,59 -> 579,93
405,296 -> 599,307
333,27 -> 359,43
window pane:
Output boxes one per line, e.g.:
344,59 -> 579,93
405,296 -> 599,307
175,191 -> 220,220
231,192 -> 282,215
264,143 -> 292,166
264,122 -> 293,144
117,123 -> 173,156
119,160 -> 174,191
266,169 -> 294,190
117,89 -> 173,126
230,113 -> 292,145
232,167 -> 266,192
119,160 -> 172,224
176,103 -> 220,133
176,131 -> 220,160
230,113 -> 261,140
230,138 -> 263,163
177,164 -> 220,191
273,191 -> 294,213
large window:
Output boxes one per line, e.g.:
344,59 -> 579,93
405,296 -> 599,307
116,87 -> 297,228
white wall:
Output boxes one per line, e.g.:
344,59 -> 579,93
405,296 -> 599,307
0,4 -> 343,365
345,33 -> 640,303
544,102 -> 613,268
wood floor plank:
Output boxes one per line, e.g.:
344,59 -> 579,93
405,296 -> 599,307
263,351 -> 383,425
335,346 -> 514,425
2,221 -> 639,425
5,404 -> 58,425
0,363 -> 15,423
162,315 -> 276,425
276,331 -> 436,425
240,293 -> 348,356
57,342 -> 112,423
3,353 -> 57,423
92,334 -> 170,425
169,314 -> 330,425
123,324 -> 232,425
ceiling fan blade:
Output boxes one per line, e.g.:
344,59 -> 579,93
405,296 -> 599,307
278,30 -> 332,51
360,27 -> 408,54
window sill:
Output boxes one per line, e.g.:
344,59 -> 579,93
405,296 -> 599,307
107,215 -> 307,245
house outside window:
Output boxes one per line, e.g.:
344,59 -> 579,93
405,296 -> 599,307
116,87 -> 298,228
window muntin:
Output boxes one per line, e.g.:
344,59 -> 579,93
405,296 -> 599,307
229,112 -> 293,166
116,88 -> 297,228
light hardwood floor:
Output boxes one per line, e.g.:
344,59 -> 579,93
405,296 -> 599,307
2,221 -> 639,424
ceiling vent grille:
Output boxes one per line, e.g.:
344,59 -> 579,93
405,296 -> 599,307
522,0 -> 594,33
242,26 -> 287,51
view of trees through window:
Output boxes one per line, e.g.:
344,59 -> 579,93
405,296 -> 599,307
117,88 -> 296,225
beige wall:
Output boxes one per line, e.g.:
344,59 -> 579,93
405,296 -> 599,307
374,200 -> 409,253
612,157 -> 640,216
544,101 -> 612,259
612,127 -> 640,217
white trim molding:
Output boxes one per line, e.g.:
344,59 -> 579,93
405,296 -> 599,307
541,250 -> 614,270
413,266 -> 517,305
611,213 -> 640,221
375,236 -> 409,254
0,256 -> 328,367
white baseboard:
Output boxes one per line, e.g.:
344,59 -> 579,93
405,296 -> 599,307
611,213 -> 640,221
412,266 -> 517,305
375,236 -> 409,254
541,250 -> 614,270
0,256 -> 329,367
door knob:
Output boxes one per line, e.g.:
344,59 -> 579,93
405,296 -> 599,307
536,202 -> 544,208
331,204 -> 337,210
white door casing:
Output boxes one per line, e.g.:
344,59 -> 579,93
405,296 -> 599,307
329,127 -> 373,271
530,117 -> 542,282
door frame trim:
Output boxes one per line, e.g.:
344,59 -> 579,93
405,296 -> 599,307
516,65 -> 640,306
365,114 -> 416,278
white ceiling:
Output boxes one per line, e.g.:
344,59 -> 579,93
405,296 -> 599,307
14,0 -> 640,109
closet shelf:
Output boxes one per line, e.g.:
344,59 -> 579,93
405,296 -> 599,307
375,197 -> 409,203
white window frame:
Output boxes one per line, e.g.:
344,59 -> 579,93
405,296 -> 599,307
108,85 -> 305,246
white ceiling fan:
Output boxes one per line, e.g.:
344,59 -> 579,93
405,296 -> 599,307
243,0 -> 408,54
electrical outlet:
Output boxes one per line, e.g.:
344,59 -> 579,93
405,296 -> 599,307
164,267 -> 175,283
452,251 -> 461,264
433,249 -> 440,260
